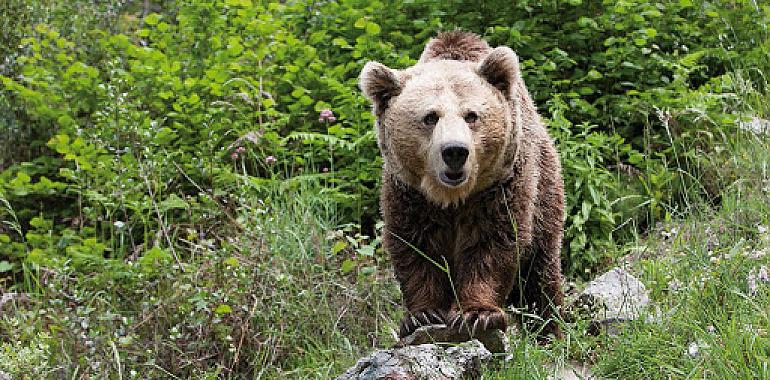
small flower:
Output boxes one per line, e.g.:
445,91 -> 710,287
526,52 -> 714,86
747,248 -> 768,259
322,167 -> 329,173
236,146 -> 245,153
687,341 -> 700,358
265,155 -> 276,164
231,152 -> 238,160
667,278 -> 683,292
113,221 -> 125,229
759,266 -> 769,282
758,225 -> 768,235
706,325 -> 716,333
319,109 -> 336,123
747,268 -> 760,295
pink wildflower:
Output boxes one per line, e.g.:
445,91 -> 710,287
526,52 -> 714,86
319,109 -> 336,123
322,167 -> 329,173
265,155 -> 276,164
236,146 -> 245,153
747,265 -> 767,296
231,152 -> 238,160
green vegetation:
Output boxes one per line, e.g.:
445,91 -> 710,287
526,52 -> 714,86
0,0 -> 768,378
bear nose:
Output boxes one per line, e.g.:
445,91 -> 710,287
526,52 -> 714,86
441,144 -> 469,171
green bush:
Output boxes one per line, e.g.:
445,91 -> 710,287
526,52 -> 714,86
1,0 -> 769,377
1,0 -> 768,285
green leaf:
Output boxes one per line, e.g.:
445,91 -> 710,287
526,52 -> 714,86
331,241 -> 347,255
223,257 -> 238,266
215,304 -> 232,314
144,13 -> 161,26
227,37 -> 244,56
15,171 -> 31,184
0,261 -> 14,273
354,18 -> 366,29
341,259 -> 356,273
365,22 -> 381,35
356,245 -> 374,257
299,95 -> 313,106
153,127 -> 178,146
332,37 -> 351,48
139,247 -> 172,271
291,87 -> 305,98
158,194 -> 190,211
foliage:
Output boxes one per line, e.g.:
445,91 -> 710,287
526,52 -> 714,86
3,0 -> 768,283
547,96 -> 637,276
0,0 -> 769,376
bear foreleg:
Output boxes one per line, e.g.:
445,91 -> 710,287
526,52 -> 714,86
447,250 -> 516,336
391,247 -> 453,337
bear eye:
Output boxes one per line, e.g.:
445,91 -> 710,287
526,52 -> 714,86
464,111 -> 478,124
423,111 -> 439,126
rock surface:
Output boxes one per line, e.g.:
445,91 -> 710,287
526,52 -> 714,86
396,324 -> 509,354
335,339 -> 491,380
340,267 -> 650,378
546,361 -> 595,380
575,267 -> 650,335
739,116 -> 770,135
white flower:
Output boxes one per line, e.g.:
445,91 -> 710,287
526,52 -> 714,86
687,341 -> 700,358
667,278 -> 683,291
114,221 -> 125,229
747,265 -> 769,296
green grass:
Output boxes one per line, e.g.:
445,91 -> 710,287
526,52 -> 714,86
592,132 -> 770,379
2,10 -> 770,377
478,129 -> 770,379
0,186 -> 403,378
2,133 -> 767,379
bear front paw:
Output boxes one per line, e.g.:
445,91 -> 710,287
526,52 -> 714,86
448,306 -> 507,335
399,308 -> 447,337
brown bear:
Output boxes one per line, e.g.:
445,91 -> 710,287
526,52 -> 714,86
359,31 -> 565,340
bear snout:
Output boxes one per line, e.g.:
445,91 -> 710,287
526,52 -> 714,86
439,143 -> 470,187
441,143 -> 469,171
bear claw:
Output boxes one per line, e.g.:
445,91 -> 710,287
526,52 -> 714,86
449,307 -> 507,335
399,309 -> 446,337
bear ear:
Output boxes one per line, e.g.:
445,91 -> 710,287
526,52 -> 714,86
359,61 -> 402,114
478,46 -> 520,99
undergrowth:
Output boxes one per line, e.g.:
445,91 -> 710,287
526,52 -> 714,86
1,0 -> 769,378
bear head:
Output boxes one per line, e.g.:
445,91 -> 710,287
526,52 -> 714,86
359,37 -> 523,207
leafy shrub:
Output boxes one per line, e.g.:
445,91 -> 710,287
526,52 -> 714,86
1,0 -> 768,285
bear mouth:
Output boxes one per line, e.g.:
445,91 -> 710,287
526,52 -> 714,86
439,170 -> 467,187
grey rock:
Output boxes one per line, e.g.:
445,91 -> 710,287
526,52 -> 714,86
396,324 -> 509,354
576,267 -> 650,335
0,292 -> 30,315
739,116 -> 770,135
335,340 -> 491,380
546,361 -> 595,380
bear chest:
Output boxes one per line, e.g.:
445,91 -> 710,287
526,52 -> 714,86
424,204 -> 518,263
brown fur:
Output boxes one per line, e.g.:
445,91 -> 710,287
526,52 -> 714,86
360,32 -> 564,340
419,30 -> 491,63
